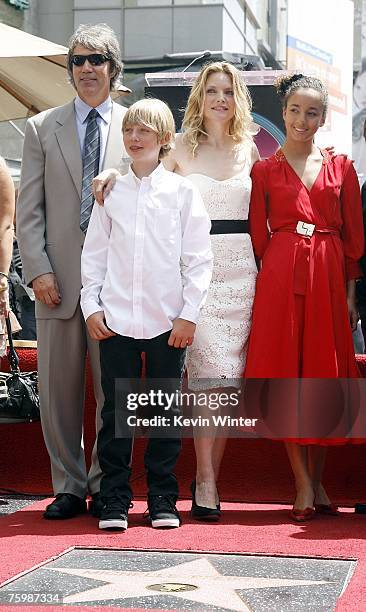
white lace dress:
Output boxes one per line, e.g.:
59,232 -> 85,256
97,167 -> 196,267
185,169 -> 257,388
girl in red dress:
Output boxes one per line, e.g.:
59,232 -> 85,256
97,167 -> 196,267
245,74 -> 364,521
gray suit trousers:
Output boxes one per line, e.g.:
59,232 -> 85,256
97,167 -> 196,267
37,304 -> 103,498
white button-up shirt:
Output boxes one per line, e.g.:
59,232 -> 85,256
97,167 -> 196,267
80,163 -> 213,339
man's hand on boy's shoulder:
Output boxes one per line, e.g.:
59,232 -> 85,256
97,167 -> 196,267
92,168 -> 120,206
168,318 -> 196,348
86,311 -> 116,341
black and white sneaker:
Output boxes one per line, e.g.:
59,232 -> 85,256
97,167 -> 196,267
98,498 -> 130,531
147,495 -> 181,528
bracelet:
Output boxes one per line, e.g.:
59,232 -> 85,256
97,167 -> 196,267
0,272 -> 8,280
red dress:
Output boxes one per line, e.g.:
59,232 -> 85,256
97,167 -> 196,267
244,150 -> 365,443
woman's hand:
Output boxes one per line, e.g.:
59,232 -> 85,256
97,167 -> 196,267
92,168 -> 120,205
347,280 -> 358,331
348,298 -> 359,332
324,146 -> 348,157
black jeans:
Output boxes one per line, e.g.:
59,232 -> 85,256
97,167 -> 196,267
98,330 -> 185,505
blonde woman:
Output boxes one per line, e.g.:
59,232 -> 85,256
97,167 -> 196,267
93,62 -> 259,518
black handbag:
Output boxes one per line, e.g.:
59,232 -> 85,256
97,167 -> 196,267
0,314 -> 40,423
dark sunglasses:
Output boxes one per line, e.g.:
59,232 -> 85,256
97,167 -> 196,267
70,53 -> 110,67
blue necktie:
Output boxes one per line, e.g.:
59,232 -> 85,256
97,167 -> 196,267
80,108 -> 100,233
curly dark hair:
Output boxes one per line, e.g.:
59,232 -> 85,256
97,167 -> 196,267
274,73 -> 328,118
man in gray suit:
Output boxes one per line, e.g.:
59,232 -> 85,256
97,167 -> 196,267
17,23 -> 128,519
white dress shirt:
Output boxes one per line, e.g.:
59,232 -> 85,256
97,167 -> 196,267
74,95 -> 112,170
81,163 -> 213,339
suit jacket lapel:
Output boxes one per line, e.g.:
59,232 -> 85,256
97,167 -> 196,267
103,103 -> 125,170
55,100 -> 83,198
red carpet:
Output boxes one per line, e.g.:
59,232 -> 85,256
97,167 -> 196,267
0,349 -> 366,505
1,350 -> 366,504
1,350 -> 366,610
2,431 -> 366,506
0,498 -> 365,611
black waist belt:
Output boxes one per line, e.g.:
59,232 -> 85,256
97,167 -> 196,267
210,220 -> 249,235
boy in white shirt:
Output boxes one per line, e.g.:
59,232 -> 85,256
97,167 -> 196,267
81,98 -> 212,530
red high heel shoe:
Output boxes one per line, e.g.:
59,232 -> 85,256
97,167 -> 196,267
314,503 -> 339,516
289,506 -> 315,522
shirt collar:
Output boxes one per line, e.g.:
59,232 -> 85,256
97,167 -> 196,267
127,162 -> 168,187
74,95 -> 112,125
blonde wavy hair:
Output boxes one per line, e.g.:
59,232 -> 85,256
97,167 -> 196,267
182,61 -> 254,156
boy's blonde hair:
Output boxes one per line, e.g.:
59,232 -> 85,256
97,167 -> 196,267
182,61 -> 254,156
122,98 -> 176,159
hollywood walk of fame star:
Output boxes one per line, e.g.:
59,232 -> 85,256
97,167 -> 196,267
49,557 -> 332,611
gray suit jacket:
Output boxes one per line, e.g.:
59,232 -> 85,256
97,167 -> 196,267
17,100 -> 127,320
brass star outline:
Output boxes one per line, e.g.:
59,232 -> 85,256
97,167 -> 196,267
49,556 -> 332,611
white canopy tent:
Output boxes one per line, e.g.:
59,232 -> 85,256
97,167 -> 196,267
0,23 -> 130,123
0,24 -> 74,121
